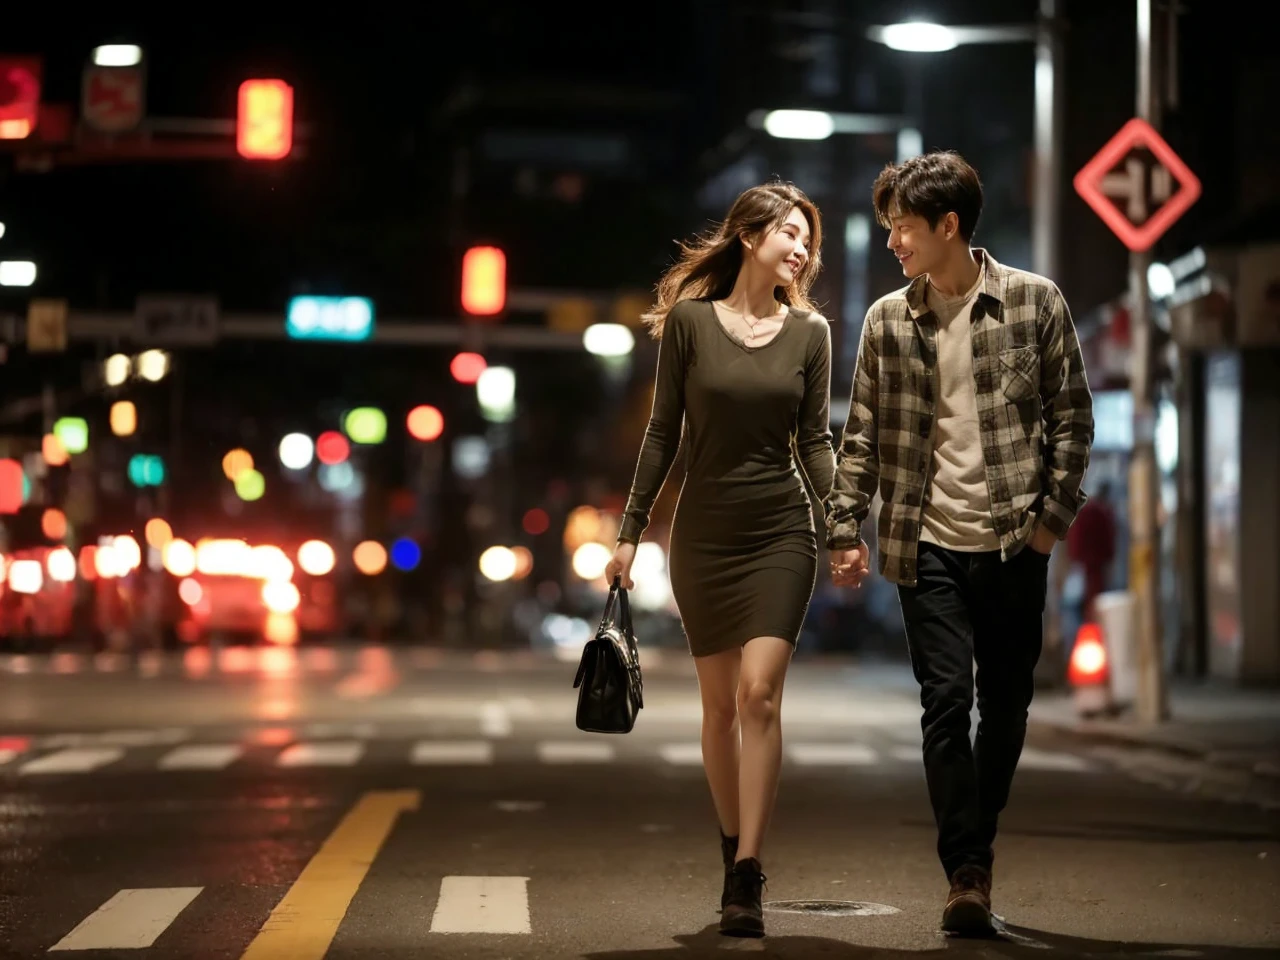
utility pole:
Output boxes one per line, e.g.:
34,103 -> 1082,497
1032,0 -> 1065,284
1130,0 -> 1169,722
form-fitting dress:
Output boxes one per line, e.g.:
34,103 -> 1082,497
617,298 -> 836,656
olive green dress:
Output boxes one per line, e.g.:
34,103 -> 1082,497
617,298 -> 835,656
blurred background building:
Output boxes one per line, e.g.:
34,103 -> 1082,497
0,1 -> 1276,688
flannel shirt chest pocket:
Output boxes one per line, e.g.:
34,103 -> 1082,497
999,345 -> 1039,403
995,344 -> 1043,484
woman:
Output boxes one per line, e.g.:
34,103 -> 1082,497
605,181 -> 834,938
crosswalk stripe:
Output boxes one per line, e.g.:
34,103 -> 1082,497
658,743 -> 703,766
0,748 -> 19,765
535,741 -> 615,764
1018,747 -> 1092,772
788,743 -> 880,766
429,876 -> 531,935
159,744 -> 244,770
411,741 -> 494,765
19,747 -> 124,775
479,702 -> 513,738
48,887 -> 203,950
276,741 -> 365,768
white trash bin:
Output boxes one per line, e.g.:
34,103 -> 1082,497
1095,590 -> 1138,708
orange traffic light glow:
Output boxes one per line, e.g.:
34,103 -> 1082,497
237,78 -> 293,160
461,246 -> 506,316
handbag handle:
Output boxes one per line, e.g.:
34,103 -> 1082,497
601,575 -> 635,637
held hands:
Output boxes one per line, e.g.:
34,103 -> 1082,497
829,542 -> 871,589
604,541 -> 637,590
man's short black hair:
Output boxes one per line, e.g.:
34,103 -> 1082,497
872,151 -> 984,243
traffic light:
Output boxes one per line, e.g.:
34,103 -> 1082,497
236,79 -> 293,160
128,454 -> 165,488
0,57 -> 41,140
461,246 -> 506,316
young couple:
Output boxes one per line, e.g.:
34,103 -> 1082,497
604,150 -> 1095,939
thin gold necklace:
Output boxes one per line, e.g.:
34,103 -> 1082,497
717,300 -> 780,344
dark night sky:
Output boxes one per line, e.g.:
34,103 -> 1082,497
2,3 -> 1260,317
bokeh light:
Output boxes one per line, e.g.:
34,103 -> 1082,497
478,546 -> 517,582
353,540 -> 387,575
297,540 -> 336,576
390,537 -> 421,571
407,405 -> 445,441
279,433 -> 314,470
222,448 -> 253,482
316,431 -> 349,465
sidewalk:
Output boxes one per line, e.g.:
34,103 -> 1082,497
1031,678 -> 1280,780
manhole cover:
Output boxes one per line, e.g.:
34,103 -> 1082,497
764,900 -> 900,917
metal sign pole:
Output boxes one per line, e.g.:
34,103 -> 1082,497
1130,0 -> 1169,722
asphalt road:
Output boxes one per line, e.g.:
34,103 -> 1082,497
1,644 -> 1277,959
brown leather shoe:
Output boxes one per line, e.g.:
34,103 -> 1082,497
941,865 -> 994,937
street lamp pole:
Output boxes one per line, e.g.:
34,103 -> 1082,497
1032,0 -> 1065,282
868,17 -> 1062,282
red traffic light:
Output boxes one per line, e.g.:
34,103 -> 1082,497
450,352 -> 487,384
461,246 -> 506,316
0,458 -> 23,514
0,57 -> 42,140
237,79 -> 293,160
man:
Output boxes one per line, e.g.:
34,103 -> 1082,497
826,151 -> 1094,936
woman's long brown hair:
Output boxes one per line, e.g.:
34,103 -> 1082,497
641,181 -> 823,339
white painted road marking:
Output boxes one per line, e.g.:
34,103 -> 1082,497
788,743 -> 880,766
429,876 -> 531,935
479,702 -> 513,738
276,741 -> 365,767
0,748 -> 19,765
49,887 -> 203,950
890,745 -> 924,764
158,744 -> 243,770
411,741 -> 494,765
1018,747 -> 1092,772
536,741 -> 615,764
19,747 -> 124,775
659,743 -> 704,765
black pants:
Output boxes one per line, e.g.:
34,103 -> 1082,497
897,541 -> 1049,879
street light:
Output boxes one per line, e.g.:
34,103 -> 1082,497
872,22 -> 959,52
868,5 -> 1061,281
92,45 -> 143,67
0,261 -> 36,286
763,110 -> 835,141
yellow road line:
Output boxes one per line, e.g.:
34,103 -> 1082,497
239,789 -> 420,960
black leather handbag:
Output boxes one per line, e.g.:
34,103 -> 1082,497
572,576 -> 644,733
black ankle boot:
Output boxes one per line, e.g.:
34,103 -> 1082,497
718,831 -> 739,912
719,857 -> 766,938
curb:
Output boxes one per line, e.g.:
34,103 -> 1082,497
1035,717 -> 1280,781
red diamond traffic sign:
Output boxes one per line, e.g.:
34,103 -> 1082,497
81,65 -> 144,134
1073,117 -> 1201,253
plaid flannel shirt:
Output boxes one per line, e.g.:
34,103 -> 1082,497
825,250 -> 1094,587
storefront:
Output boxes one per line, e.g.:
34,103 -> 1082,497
1169,239 -> 1280,685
